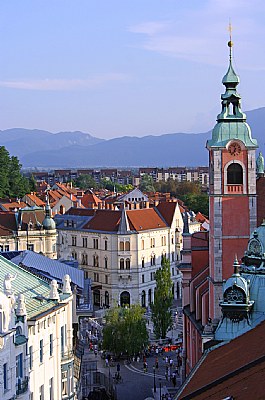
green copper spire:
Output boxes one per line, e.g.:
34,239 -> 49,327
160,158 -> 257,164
207,31 -> 258,149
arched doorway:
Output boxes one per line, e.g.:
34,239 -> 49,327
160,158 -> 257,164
141,290 -> 146,307
120,291 -> 130,307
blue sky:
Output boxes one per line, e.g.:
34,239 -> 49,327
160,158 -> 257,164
0,0 -> 264,139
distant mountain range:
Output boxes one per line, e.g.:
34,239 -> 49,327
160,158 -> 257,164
1,107 -> 265,168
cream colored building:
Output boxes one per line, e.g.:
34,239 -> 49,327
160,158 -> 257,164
56,202 -> 186,308
0,204 -> 57,259
0,255 -> 74,400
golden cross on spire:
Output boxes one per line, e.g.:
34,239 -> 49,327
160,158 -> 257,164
228,21 -> 232,42
227,21 -> 233,60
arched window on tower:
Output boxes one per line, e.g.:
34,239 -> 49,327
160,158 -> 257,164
227,163 -> 243,184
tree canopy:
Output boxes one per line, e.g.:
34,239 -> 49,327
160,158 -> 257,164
0,147 -> 30,198
154,179 -> 209,216
139,174 -> 155,192
75,174 -> 97,190
151,257 -> 173,339
102,304 -> 149,357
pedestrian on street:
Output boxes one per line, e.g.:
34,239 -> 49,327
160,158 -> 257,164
172,372 -> 177,387
155,357 -> 159,369
137,356 -> 140,363
105,357 -> 109,367
143,362 -> 148,372
165,356 -> 168,364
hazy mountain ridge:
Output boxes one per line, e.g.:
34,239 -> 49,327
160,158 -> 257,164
2,108 -> 265,168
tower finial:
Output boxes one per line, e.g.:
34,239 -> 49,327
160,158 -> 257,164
228,21 -> 233,61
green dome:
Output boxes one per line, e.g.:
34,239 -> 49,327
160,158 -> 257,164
42,215 -> 56,230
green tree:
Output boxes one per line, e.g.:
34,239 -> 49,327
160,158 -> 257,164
0,146 -> 10,197
76,174 -> 97,190
8,156 -> 30,197
28,174 -> 37,192
151,257 -> 173,339
181,193 -> 209,216
103,305 -> 148,357
139,174 -> 155,192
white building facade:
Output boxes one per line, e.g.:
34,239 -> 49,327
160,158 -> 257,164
56,202 -> 187,308
0,256 -> 74,400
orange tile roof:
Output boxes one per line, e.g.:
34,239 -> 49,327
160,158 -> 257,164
66,208 -> 96,217
156,201 -> 178,226
127,208 -> 167,231
83,210 -> 122,232
26,193 -> 45,207
0,201 -> 27,211
81,192 -> 102,208
179,320 -> 265,400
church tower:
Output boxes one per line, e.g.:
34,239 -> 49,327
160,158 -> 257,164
206,37 -> 258,320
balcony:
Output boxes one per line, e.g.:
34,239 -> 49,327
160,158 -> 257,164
61,348 -> 74,367
16,376 -> 29,396
226,184 -> 243,194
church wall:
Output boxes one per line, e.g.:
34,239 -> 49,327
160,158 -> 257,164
222,196 -> 250,236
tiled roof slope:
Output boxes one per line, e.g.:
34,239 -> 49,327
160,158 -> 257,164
83,210 -> 122,232
81,192 -> 102,208
0,211 -> 17,231
66,207 -> 95,217
0,255 -> 64,320
178,320 -> 265,399
156,201 -> 178,226
127,208 -> 167,231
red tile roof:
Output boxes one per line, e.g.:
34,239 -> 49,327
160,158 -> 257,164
0,211 -> 18,232
66,208 -> 96,217
127,208 -> 167,231
26,193 -> 45,207
83,210 -> 122,232
0,201 -> 27,211
179,320 -> 265,400
156,201 -> 179,226
81,192 -> 102,208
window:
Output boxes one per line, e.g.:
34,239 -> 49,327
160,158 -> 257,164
125,241 -> 130,251
142,274 -> 145,283
0,245 -> 3,252
104,240 -> 108,250
142,258 -> 145,268
125,258 -> 130,270
141,240 -> 144,250
227,163 -> 243,184
94,272 -> 99,282
82,237 -> 88,248
151,238 -> 155,248
105,274 -> 109,284
40,384 -> 44,400
171,236 -> 174,244
119,242 -> 124,251
49,377 -> 54,400
93,254 -> 99,267
40,340 -> 43,363
28,244 -> 34,251
3,363 -> 8,391
93,238 -> 99,249
172,252 -> 175,262
82,253 -> 88,265
50,334 -> 53,356
61,326 -> 64,354
29,346 -> 33,369
151,255 -> 156,266
150,272 -> 155,281
120,258 -> 125,270
4,245 -> 9,252
71,236 -> 77,246
62,371 -> 68,396
104,257 -> 108,269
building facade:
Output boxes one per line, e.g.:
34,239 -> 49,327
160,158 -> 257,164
55,202 -> 187,308
0,256 -> 75,400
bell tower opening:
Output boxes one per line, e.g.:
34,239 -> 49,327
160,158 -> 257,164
227,163 -> 243,184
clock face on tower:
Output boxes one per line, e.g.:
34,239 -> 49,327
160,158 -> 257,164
248,238 -> 262,255
226,287 -> 244,303
228,142 -> 241,156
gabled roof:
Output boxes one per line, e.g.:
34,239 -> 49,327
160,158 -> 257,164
156,201 -> 179,226
178,320 -> 265,400
25,193 -> 45,207
81,191 -> 102,208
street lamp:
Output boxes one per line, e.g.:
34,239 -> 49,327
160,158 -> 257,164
153,365 -> 156,393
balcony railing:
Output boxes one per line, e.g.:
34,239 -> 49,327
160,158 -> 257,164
16,376 -> 29,396
61,348 -> 74,361
227,184 -> 243,193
